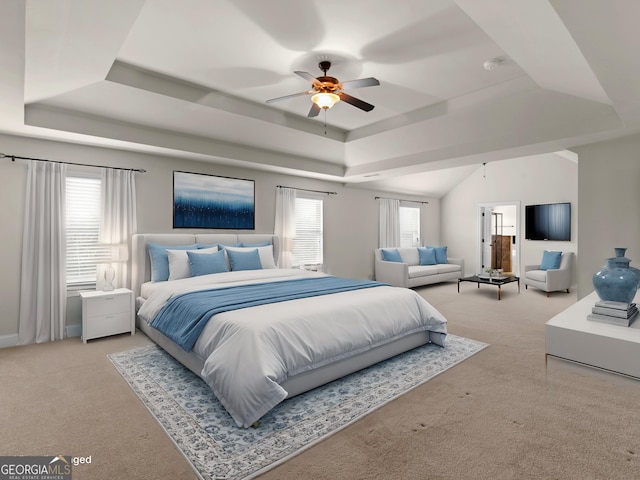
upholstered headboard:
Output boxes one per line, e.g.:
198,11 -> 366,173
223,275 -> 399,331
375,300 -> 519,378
131,233 -> 280,298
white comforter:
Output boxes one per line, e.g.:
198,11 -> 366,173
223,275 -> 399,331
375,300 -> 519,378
137,269 -> 447,428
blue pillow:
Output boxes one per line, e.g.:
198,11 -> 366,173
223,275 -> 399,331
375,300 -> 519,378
187,250 -> 229,276
196,243 -> 218,249
540,250 -> 562,270
427,245 -> 448,264
241,241 -> 271,247
418,247 -> 437,266
381,248 -> 403,262
226,248 -> 262,271
216,243 -> 242,250
148,243 -> 198,282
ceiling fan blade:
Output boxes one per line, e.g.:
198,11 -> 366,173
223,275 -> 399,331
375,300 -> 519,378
337,92 -> 375,112
308,103 -> 321,117
340,77 -> 380,89
295,71 -> 322,87
265,91 -> 311,103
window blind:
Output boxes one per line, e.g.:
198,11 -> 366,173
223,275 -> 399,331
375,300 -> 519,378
293,197 -> 323,266
66,175 -> 108,287
399,206 -> 420,247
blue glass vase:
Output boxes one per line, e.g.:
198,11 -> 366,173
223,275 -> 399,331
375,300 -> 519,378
592,248 -> 640,304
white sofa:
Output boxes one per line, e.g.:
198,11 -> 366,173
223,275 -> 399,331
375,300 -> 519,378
374,247 -> 464,288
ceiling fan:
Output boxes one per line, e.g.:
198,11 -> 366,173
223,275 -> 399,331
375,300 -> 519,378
266,61 -> 380,117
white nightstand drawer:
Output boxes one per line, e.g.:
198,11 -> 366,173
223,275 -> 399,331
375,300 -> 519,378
80,288 -> 134,343
84,312 -> 131,339
86,293 -> 130,317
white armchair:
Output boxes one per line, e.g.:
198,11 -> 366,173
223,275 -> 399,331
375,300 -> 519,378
524,252 -> 574,297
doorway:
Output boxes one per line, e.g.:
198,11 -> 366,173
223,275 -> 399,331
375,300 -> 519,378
477,202 -> 520,276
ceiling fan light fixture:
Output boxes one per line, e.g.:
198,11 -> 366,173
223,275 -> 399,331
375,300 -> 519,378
312,92 -> 340,109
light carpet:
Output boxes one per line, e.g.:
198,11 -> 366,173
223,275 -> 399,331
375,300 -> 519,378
108,334 -> 487,480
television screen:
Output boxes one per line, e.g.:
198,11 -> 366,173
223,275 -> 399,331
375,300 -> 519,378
525,202 -> 571,241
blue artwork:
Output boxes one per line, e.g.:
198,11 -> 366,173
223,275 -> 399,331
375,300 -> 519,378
173,171 -> 255,229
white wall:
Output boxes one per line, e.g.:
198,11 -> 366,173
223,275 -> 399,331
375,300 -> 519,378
574,133 -> 640,299
0,133 -> 438,340
440,153 -> 578,281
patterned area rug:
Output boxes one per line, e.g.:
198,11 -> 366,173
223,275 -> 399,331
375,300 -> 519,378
108,335 -> 487,480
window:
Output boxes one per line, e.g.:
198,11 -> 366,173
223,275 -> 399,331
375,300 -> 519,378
66,174 -> 108,288
293,196 -> 323,267
399,205 -> 420,247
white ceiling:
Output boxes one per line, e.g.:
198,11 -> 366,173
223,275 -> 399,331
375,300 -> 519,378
2,0 -> 639,197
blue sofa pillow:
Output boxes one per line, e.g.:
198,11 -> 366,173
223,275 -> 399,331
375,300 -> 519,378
227,248 -> 262,271
540,250 -> 562,270
418,247 -> 437,265
427,245 -> 448,264
381,248 -> 403,262
187,250 -> 229,276
148,243 -> 198,282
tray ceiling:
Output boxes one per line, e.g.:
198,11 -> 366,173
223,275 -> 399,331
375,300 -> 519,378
1,0 -> 639,196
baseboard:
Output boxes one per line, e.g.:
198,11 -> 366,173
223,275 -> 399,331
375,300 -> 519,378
66,324 -> 82,338
0,334 -> 18,349
0,325 -> 81,349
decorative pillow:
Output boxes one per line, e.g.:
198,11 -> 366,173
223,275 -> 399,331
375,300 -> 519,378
427,245 -> 448,264
540,250 -> 562,270
196,243 -> 218,249
226,248 -> 262,271
381,248 -> 403,262
241,241 -> 271,247
167,246 -> 219,280
418,247 -> 437,266
224,245 -> 277,269
187,250 -> 229,276
148,243 -> 198,282
216,243 -> 242,249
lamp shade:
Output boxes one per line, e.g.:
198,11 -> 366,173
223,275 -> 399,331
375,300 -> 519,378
311,93 -> 340,110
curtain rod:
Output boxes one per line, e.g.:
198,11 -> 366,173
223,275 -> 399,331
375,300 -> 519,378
277,185 -> 337,195
375,196 -> 429,204
1,153 -> 147,173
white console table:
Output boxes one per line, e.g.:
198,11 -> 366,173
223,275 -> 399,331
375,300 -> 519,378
545,291 -> 640,379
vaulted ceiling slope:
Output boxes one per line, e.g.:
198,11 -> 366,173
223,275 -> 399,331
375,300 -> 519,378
1,0 -> 639,197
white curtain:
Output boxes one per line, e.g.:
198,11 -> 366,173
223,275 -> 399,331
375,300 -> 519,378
18,161 -> 67,344
379,198 -> 400,248
99,168 -> 137,289
274,187 -> 296,268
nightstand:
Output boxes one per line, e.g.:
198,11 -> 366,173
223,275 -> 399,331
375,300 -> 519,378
79,288 -> 135,343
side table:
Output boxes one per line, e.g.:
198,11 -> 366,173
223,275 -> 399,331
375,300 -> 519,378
79,288 -> 135,343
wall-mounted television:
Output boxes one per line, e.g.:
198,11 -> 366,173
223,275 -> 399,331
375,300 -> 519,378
525,202 -> 571,241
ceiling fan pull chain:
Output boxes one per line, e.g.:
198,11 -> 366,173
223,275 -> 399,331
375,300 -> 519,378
324,109 -> 327,136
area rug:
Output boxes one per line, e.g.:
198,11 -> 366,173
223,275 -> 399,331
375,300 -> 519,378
108,335 -> 487,480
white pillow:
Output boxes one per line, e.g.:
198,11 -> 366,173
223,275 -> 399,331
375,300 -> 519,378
224,245 -> 276,269
167,246 -> 218,280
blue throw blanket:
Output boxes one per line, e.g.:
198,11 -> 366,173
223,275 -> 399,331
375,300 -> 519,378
150,276 -> 388,351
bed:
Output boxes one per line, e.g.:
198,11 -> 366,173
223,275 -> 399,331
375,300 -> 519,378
132,233 -> 447,428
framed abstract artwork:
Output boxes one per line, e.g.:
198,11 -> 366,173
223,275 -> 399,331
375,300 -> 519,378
173,171 -> 255,229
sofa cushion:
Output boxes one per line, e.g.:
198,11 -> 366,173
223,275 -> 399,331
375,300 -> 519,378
396,247 -> 420,266
436,264 -> 461,274
418,247 -> 437,265
381,248 -> 403,262
526,270 -> 548,282
540,250 -> 562,270
408,265 -> 440,279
